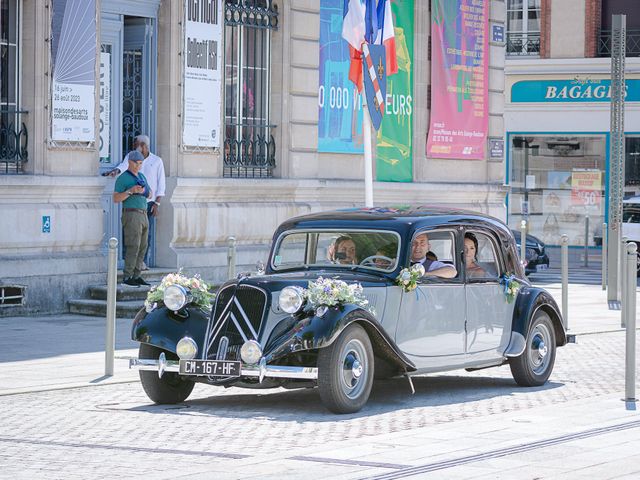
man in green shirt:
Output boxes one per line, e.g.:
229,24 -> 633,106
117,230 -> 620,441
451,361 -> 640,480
113,150 -> 152,286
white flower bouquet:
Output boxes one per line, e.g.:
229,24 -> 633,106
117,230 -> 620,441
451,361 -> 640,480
395,263 -> 425,292
304,277 -> 371,312
144,270 -> 216,312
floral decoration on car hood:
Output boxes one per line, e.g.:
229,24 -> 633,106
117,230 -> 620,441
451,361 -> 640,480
144,271 -> 216,312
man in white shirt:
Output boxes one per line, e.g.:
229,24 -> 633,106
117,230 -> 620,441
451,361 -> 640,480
108,135 -> 166,268
410,233 -> 457,278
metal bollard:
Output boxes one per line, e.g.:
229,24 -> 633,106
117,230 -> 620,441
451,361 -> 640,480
602,222 -> 607,290
561,234 -> 569,330
227,236 -> 237,280
621,236 -> 628,328
520,220 -> 527,268
584,215 -> 589,267
105,237 -> 118,377
624,242 -> 638,404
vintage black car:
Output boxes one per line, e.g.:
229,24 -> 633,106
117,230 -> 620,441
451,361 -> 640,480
130,207 -> 567,414
511,230 -> 550,276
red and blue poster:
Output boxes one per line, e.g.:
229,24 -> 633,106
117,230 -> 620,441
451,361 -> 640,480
426,0 -> 488,159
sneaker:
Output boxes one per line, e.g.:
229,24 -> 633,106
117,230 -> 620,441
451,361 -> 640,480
123,277 -> 140,287
141,262 -> 149,271
134,277 -> 151,286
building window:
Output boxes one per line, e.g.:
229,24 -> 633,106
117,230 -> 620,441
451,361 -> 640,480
224,0 -> 278,178
626,137 -> 640,188
598,0 -> 640,57
0,0 -> 27,174
506,0 -> 541,56
508,135 -> 606,247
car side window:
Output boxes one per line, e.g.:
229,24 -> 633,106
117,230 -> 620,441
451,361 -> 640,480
464,231 -> 501,280
411,230 -> 459,281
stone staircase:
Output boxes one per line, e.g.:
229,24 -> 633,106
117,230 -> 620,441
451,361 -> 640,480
68,268 -> 176,318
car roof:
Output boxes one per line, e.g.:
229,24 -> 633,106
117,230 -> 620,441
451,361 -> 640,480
275,206 -> 511,238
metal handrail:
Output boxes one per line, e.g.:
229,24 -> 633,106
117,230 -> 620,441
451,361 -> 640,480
0,108 -> 29,174
506,32 -> 541,56
599,29 -> 640,57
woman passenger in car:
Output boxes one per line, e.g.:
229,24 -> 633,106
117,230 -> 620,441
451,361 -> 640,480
464,232 -> 487,278
329,235 -> 358,265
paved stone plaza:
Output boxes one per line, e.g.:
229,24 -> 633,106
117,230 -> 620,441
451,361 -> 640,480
1,274 -> 639,479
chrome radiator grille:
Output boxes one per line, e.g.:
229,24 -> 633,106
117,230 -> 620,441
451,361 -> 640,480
204,284 -> 268,361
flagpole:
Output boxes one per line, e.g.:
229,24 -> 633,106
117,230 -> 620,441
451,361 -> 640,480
362,80 -> 374,208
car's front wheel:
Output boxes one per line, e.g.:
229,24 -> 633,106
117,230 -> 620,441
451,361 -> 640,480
138,343 -> 195,404
317,323 -> 374,414
509,310 -> 556,386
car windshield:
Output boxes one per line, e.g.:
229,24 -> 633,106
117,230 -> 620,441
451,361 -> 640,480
272,230 -> 401,272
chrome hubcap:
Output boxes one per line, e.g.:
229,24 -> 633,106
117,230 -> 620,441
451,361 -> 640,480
340,339 -> 368,399
529,323 -> 552,375
351,359 -> 363,378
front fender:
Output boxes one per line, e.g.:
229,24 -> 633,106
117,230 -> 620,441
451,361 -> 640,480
507,286 -> 567,355
263,304 -> 416,372
131,305 -> 210,354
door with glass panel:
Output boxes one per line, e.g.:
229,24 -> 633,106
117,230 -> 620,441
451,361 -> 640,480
99,13 -> 156,265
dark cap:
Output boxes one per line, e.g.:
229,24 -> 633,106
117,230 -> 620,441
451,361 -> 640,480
128,150 -> 144,162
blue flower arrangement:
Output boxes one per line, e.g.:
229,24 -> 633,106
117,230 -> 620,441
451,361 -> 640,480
500,273 -> 521,303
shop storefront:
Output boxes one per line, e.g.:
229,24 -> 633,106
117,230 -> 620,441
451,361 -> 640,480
505,66 -> 640,247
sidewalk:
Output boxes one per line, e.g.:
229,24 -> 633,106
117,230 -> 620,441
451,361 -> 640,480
0,314 -> 139,395
0,279 -> 635,396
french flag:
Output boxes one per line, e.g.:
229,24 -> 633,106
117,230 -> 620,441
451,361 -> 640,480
342,0 -> 397,92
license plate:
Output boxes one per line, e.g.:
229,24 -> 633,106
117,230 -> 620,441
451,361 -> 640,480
179,359 -> 241,377
538,264 -> 548,270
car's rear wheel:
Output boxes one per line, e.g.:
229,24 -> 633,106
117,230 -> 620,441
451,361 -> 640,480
317,323 -> 374,414
509,310 -> 556,387
138,343 -> 195,404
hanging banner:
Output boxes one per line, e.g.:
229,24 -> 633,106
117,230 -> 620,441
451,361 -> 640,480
426,0 -> 489,159
99,52 -> 111,161
183,0 -> 222,148
51,0 -> 96,142
376,0 -> 414,182
318,0 -> 363,154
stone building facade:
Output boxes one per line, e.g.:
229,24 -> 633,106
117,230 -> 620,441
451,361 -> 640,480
504,0 -> 640,247
0,0 -> 508,315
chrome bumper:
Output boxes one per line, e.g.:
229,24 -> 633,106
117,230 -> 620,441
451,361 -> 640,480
129,353 -> 318,382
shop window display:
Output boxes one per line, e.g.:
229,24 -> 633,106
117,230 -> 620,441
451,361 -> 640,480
509,135 -> 606,247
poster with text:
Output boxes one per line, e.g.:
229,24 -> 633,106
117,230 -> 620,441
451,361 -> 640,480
318,0 -> 364,154
183,0 -> 222,148
571,169 -> 602,209
426,0 -> 488,159
51,0 -> 96,142
376,0 -> 414,182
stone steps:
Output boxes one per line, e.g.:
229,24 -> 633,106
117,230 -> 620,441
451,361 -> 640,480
89,284 -> 152,301
68,298 -> 143,318
68,268 -> 220,318
67,268 -> 174,318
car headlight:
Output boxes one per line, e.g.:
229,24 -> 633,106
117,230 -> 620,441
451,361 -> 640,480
278,286 -> 305,314
240,340 -> 262,364
164,285 -> 190,311
176,336 -> 198,360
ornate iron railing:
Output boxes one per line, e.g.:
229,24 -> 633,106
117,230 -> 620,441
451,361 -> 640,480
599,29 -> 640,57
0,109 -> 28,174
224,0 -> 278,178
224,0 -> 279,29
506,32 -> 541,56
224,123 -> 276,178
